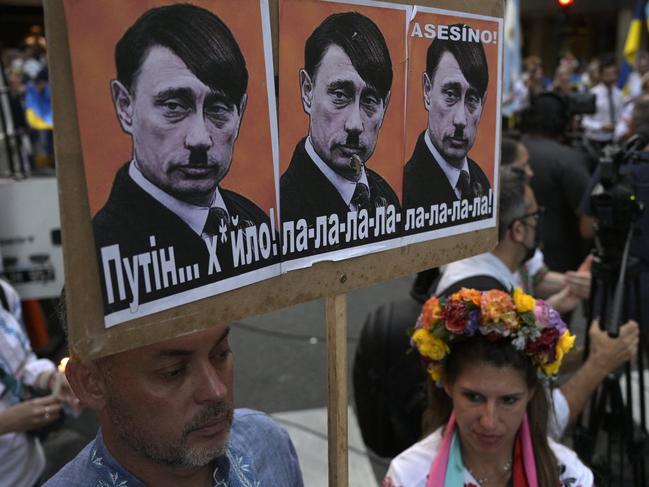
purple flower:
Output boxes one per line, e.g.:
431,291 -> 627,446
466,310 -> 480,336
534,300 -> 567,332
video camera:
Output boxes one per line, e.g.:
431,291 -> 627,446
565,91 -> 596,116
590,133 -> 648,263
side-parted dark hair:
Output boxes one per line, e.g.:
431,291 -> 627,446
115,3 -> 248,108
422,336 -> 560,487
304,12 -> 392,102
426,24 -> 488,100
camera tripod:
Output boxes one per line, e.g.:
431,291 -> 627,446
574,229 -> 648,487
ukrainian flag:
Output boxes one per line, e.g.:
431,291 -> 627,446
619,0 -> 647,95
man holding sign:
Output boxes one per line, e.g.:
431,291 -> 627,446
404,25 -> 491,222
280,12 -> 400,246
44,323 -> 304,486
94,4 -> 271,316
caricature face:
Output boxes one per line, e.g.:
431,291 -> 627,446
424,51 -> 484,168
300,44 -> 389,182
112,46 -> 247,206
100,325 -> 234,467
444,362 -> 533,457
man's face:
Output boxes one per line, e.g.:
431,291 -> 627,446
601,65 -> 618,87
100,324 -> 234,467
112,46 -> 246,206
424,51 -> 484,168
301,44 -> 389,181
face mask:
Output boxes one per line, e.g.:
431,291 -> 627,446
520,218 -> 543,264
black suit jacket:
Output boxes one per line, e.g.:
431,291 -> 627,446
280,138 -> 401,257
93,163 -> 273,315
403,132 -> 491,231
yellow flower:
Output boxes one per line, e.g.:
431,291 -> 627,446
513,288 -> 536,314
540,331 -> 575,376
557,330 -> 576,356
427,363 -> 443,382
541,358 -> 562,376
412,328 -> 449,361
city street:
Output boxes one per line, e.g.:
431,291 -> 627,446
231,273 -> 415,484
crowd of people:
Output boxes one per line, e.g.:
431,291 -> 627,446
1,28 -> 54,177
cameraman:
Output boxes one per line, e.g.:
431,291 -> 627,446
581,95 -> 649,331
0,278 -> 79,487
521,92 -> 592,273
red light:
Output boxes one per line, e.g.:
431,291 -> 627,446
558,0 -> 574,5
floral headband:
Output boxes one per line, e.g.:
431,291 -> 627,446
411,288 -> 575,383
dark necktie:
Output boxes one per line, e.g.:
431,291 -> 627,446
351,182 -> 370,211
202,207 -> 229,236
607,86 -> 616,125
456,170 -> 472,199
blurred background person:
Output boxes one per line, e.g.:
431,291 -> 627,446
0,278 -> 79,487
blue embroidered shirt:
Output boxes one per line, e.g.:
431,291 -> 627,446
43,409 -> 304,487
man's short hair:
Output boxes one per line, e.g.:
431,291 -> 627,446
426,24 -> 488,100
115,3 -> 247,108
524,92 -> 569,137
498,166 -> 528,240
304,12 -> 392,102
500,136 -> 521,167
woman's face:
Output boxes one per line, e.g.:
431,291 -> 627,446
444,362 -> 533,456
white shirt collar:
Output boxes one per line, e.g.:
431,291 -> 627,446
128,161 -> 228,236
305,136 -> 370,210
424,130 -> 469,199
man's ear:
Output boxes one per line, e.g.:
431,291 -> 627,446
299,69 -> 314,115
65,359 -> 109,411
422,72 -> 433,111
509,219 -> 525,244
111,79 -> 134,135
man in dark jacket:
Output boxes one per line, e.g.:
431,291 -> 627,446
280,12 -> 400,259
404,25 -> 492,233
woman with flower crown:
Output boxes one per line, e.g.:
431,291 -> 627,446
382,288 -> 593,487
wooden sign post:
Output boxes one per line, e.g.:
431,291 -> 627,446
326,293 -> 348,487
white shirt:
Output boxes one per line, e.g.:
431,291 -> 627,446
0,279 -> 54,487
305,136 -> 370,211
384,426 -> 593,487
424,130 -> 470,199
582,83 -> 624,142
129,161 -> 229,236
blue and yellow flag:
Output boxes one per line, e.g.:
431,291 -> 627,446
619,0 -> 647,94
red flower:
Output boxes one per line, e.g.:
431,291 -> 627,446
442,299 -> 469,334
526,327 -> 560,360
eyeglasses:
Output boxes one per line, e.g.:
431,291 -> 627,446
508,206 -> 545,228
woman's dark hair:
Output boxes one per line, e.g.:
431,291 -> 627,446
421,336 -> 559,487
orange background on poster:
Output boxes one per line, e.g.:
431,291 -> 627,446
406,12 -> 500,185
63,0 -> 276,216
279,0 -> 407,201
